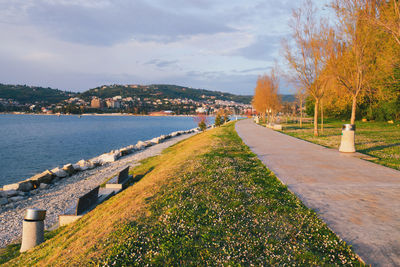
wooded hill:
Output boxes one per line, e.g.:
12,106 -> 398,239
0,83 -> 295,106
0,84 -> 76,104
79,84 -> 253,104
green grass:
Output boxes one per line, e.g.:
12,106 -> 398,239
0,228 -> 62,265
272,119 -> 400,170
3,123 -> 362,266
97,123 -> 361,266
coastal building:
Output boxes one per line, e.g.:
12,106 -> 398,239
105,98 -> 121,109
91,97 -> 103,109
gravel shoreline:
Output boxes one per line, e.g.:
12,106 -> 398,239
0,133 -> 194,248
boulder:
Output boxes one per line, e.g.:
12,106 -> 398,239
28,170 -> 54,185
119,148 -> 131,156
77,160 -> 95,170
3,180 -> 33,192
4,183 -> 20,191
0,198 -> 8,206
62,164 -> 75,175
52,177 -> 61,184
135,141 -> 146,150
3,190 -> 18,197
40,183 -> 50,189
97,153 -> 118,164
0,190 -> 5,198
72,164 -> 81,172
51,167 -> 68,178
150,137 -> 161,144
9,196 -> 25,202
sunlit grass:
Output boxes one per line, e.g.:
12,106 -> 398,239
274,119 -> 400,170
3,122 -> 362,266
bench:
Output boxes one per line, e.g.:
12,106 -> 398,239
59,186 -> 115,226
105,166 -> 132,191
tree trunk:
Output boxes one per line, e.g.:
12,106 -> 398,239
300,98 -> 303,128
350,95 -> 357,125
320,98 -> 324,134
314,98 -> 319,136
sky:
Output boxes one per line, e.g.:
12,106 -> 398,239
0,0 -> 329,95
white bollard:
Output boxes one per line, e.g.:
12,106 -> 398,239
339,124 -> 356,153
20,209 -> 46,252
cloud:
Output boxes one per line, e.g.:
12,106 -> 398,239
12,0 -> 233,46
0,0 -> 303,95
144,59 -> 178,68
234,67 -> 269,73
234,35 -> 284,61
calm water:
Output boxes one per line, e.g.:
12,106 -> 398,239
0,114 -> 197,187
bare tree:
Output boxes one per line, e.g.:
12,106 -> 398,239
283,0 -> 330,136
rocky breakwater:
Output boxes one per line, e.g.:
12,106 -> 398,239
0,128 -> 200,208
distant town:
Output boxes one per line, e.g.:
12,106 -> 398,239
0,83 -> 263,116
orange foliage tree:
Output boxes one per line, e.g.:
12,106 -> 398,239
330,0 -> 378,124
252,69 -> 280,123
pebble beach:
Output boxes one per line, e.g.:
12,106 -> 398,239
0,132 -> 194,248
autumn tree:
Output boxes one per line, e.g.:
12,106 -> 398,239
252,68 -> 280,123
283,0 -> 331,136
362,0 -> 400,46
329,0 -> 378,124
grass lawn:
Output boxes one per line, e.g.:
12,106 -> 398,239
2,122 -> 361,266
269,119 -> 400,171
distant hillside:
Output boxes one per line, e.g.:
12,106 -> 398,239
79,84 -> 253,104
280,94 -> 296,103
0,84 -> 75,104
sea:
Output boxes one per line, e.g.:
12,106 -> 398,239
0,114 -> 199,187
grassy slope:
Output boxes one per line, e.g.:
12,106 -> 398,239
278,119 -> 400,170
4,123 -> 361,266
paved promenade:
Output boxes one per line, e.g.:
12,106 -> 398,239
236,119 -> 400,266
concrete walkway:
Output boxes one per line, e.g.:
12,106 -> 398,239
236,119 -> 400,266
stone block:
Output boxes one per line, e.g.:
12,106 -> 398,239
3,181 -> 33,192
97,153 -> 118,164
3,190 -> 18,197
40,183 -> 50,189
29,170 -> 53,185
150,137 -> 160,144
51,167 -> 68,178
2,183 -> 19,191
135,141 -> 146,150
62,164 -> 75,175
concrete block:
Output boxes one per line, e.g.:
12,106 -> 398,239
59,215 -> 82,226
